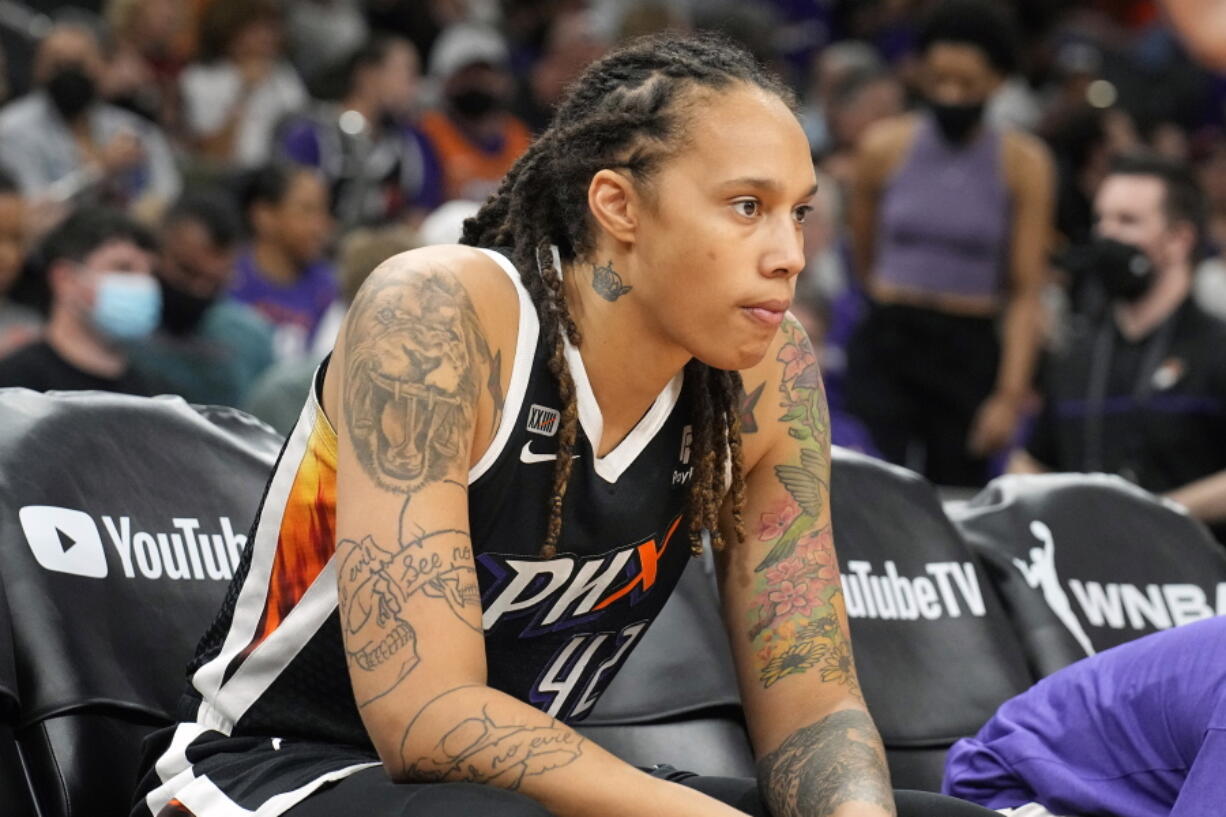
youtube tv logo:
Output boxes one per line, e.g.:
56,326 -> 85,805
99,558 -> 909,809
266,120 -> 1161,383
19,505 -> 109,578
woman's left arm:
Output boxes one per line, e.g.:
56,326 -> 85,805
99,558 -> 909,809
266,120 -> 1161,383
969,132 -> 1055,457
719,316 -> 895,817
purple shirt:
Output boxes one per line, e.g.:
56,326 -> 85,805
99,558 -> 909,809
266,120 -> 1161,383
944,616 -> 1226,817
230,249 -> 339,359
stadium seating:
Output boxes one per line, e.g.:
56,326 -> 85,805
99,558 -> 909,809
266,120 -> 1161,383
829,448 -> 1034,791
0,389 -> 283,817
950,472 -> 1226,678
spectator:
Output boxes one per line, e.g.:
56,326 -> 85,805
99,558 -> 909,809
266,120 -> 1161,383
513,9 -> 608,132
844,0 -> 1054,487
799,41 -> 883,158
102,0 -> 189,130
0,171 -> 40,357
244,224 -> 419,435
944,615 -> 1226,816
0,206 -> 167,395
127,191 -> 275,407
230,163 -> 338,360
0,20 -> 181,218
279,36 -> 444,230
1011,153 -> 1226,543
283,0 -> 369,86
419,22 -> 533,202
181,0 -> 308,168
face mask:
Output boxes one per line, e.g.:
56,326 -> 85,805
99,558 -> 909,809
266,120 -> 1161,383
1090,236 -> 1156,303
91,272 -> 162,341
930,100 -> 984,144
159,277 -> 215,335
46,64 -> 97,121
449,88 -> 499,118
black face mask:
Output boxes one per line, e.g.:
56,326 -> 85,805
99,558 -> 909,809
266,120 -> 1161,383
46,65 -> 97,122
1090,236 -> 1156,303
449,88 -> 499,119
930,100 -> 984,144
159,277 -> 216,336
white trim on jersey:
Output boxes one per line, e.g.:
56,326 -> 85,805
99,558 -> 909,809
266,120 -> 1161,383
469,247 -> 541,483
145,721 -> 212,815
563,338 -> 685,483
191,395 -> 318,726
220,557 -> 340,714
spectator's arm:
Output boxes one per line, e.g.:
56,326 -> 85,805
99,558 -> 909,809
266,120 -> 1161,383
1164,470 -> 1226,524
1007,450 -> 1049,475
969,132 -> 1054,456
1162,1 -> 1226,70
848,118 -> 906,287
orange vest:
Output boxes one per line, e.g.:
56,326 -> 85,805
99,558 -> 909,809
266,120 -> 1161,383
420,110 -> 532,202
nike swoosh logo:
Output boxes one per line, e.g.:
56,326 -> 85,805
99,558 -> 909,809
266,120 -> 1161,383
520,441 -> 580,464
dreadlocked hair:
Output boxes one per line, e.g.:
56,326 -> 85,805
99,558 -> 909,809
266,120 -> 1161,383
461,30 -> 791,558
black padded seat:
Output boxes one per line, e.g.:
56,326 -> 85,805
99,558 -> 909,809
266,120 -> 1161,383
950,472 -> 1226,678
0,389 -> 282,817
830,448 -> 1034,791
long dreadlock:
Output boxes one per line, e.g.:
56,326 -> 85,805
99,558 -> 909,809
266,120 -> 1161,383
461,31 -> 794,558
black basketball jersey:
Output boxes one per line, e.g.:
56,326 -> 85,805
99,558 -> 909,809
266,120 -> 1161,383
136,248 -> 699,817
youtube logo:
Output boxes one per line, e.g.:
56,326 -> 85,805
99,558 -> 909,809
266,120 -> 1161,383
19,505 -> 109,579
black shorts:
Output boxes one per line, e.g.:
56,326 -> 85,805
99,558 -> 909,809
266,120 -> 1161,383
845,302 -> 1000,487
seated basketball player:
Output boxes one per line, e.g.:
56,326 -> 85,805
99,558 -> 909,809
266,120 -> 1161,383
133,32 -> 997,817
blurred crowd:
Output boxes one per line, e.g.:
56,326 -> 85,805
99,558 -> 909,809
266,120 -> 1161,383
1,0 -> 1225,536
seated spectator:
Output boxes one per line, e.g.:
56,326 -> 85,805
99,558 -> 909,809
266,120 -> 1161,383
244,224 -> 419,435
230,163 -> 338,360
0,171 -> 41,357
128,191 -> 275,407
0,206 -> 167,395
102,0 -> 189,130
181,0 -> 308,168
944,615 -> 1226,816
0,19 -> 181,217
1010,154 -> 1226,543
279,36 -> 443,230
419,23 -> 532,202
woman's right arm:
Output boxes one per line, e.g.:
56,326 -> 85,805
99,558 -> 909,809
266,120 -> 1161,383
333,252 -> 742,817
848,117 -> 909,288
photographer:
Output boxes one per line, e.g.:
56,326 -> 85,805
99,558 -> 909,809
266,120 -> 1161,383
1011,153 -> 1226,542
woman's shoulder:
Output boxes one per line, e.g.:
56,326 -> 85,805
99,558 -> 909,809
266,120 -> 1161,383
860,112 -> 921,156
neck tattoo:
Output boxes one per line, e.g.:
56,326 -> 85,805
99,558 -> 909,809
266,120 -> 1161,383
591,260 -> 633,302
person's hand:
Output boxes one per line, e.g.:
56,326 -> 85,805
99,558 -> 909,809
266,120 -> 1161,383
98,131 -> 145,175
967,391 -> 1024,457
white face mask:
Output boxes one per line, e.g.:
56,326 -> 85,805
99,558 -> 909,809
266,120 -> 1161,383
90,272 -> 162,340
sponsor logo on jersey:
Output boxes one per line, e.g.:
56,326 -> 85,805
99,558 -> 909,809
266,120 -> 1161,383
672,425 -> 694,485
478,515 -> 683,721
841,559 -> 987,621
18,505 -> 247,581
526,404 -> 560,436
1013,520 -> 1226,653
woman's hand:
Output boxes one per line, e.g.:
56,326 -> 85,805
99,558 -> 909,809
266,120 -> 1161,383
967,391 -> 1024,457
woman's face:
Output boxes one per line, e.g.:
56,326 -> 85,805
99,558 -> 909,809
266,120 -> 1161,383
921,42 -> 1000,107
628,84 -> 816,371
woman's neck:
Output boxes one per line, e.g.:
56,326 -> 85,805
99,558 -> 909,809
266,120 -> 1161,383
563,254 -> 689,456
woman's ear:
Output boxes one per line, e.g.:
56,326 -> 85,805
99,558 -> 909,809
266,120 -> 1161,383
587,169 -> 639,246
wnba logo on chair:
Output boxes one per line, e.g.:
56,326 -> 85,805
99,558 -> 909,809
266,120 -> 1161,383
1014,520 -> 1226,653
18,504 -> 248,582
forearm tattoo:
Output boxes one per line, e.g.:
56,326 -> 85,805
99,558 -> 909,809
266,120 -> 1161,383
757,710 -> 895,817
401,687 -> 586,789
746,321 -> 855,690
339,267 -> 496,704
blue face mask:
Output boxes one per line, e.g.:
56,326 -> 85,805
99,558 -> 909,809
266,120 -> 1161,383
91,272 -> 162,341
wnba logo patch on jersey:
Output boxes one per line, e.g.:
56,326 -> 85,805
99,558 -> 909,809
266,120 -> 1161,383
526,404 -> 560,436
